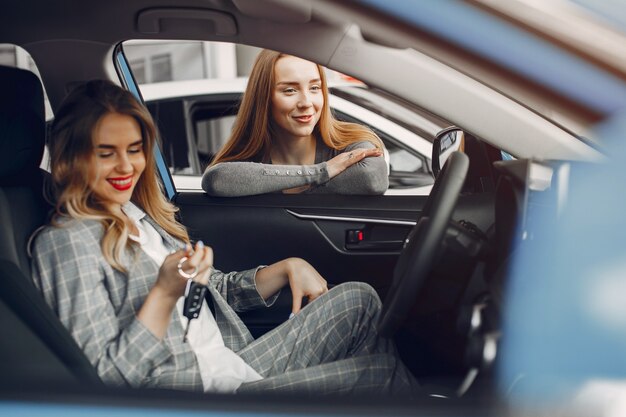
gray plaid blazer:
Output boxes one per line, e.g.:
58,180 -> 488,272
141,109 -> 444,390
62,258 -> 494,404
30,215 -> 275,391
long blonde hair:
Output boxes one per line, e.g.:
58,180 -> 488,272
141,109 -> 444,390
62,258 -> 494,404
49,80 -> 189,271
211,49 -> 383,164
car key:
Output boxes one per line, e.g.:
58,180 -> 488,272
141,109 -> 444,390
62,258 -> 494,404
182,278 -> 208,342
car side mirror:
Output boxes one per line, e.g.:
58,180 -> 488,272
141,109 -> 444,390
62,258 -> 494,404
432,127 -> 465,177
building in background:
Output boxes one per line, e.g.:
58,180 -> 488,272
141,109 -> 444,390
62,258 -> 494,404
123,40 -> 249,83
122,40 -> 349,84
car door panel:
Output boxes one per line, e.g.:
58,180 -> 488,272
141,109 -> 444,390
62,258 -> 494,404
176,193 -> 420,337
176,194 -> 418,287
175,192 -> 494,337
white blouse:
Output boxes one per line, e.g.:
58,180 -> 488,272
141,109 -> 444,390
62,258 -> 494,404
123,202 -> 263,393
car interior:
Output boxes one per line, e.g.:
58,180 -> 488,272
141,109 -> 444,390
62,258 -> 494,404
0,0 -> 605,414
0,61 -> 502,396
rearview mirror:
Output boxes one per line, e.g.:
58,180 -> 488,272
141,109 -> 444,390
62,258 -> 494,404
432,127 -> 465,177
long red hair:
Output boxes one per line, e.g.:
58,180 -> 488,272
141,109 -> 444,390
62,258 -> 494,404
211,49 -> 382,165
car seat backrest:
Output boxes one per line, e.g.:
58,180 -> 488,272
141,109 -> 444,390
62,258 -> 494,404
0,65 -> 49,273
0,65 -> 101,386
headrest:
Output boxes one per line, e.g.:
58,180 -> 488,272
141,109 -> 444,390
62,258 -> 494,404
0,65 -> 45,186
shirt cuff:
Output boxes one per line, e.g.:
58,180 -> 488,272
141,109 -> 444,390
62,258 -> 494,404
251,265 -> 280,307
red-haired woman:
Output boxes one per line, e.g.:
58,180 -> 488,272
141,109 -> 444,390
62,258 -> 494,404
202,50 -> 388,196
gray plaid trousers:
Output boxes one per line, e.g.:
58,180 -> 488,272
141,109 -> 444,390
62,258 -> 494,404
237,282 -> 419,395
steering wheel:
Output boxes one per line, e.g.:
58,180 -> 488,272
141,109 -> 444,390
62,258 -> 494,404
378,151 -> 469,338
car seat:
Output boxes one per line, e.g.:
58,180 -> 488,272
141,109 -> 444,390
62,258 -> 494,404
0,65 -> 101,388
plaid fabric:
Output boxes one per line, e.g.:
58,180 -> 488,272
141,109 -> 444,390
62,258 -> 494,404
237,282 -> 419,395
31,215 -> 417,395
30,216 -> 272,391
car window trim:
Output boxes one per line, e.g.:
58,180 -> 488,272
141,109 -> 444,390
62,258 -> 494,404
113,43 -> 177,201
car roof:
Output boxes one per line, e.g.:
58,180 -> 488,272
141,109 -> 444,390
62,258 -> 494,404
140,78 -> 249,101
1,1 -> 604,161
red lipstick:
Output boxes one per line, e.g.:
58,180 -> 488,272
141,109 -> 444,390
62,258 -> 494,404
107,176 -> 133,191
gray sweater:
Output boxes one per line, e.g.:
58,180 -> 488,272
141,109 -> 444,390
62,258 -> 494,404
202,140 -> 388,197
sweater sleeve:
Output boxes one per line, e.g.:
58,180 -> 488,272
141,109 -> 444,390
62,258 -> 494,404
313,141 -> 389,195
202,161 -> 330,197
30,225 -> 172,387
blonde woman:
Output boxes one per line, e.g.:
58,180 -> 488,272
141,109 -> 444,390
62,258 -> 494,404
202,50 -> 388,196
31,80 -> 417,395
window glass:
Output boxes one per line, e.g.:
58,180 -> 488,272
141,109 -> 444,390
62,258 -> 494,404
129,58 -> 147,84
124,40 -> 207,83
125,40 -> 446,195
387,142 -> 423,172
195,115 -> 237,168
151,54 -> 172,83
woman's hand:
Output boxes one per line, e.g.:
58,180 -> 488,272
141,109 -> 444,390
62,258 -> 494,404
285,258 -> 328,314
139,241 -> 213,339
326,147 -> 383,179
155,241 -> 213,299
254,257 -> 328,315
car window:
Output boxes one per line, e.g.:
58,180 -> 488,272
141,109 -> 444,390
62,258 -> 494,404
388,140 -> 423,172
196,115 -> 237,167
330,86 -> 446,139
338,113 -> 425,173
126,40 -> 442,195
